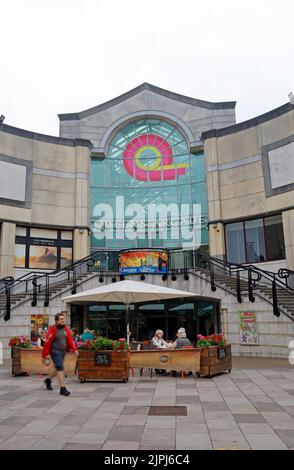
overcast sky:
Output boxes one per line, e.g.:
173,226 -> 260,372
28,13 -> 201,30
0,0 -> 293,136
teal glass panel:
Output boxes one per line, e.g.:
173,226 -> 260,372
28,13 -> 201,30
90,118 -> 208,250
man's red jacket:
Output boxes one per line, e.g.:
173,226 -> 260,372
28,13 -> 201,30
42,325 -> 77,358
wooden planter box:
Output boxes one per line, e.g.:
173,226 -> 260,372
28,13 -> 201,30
199,344 -> 232,377
77,350 -> 129,383
11,348 -> 76,377
11,348 -> 27,376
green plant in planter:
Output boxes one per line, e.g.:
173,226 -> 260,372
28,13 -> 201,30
77,336 -> 114,351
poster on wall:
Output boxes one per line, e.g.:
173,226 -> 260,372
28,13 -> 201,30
239,311 -> 258,345
119,250 -> 168,274
31,315 -> 49,340
29,246 -> 57,269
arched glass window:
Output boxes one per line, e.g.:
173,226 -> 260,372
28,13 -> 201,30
90,119 -> 208,250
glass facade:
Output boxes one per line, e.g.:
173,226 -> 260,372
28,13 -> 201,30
71,299 -> 219,342
90,119 -> 208,250
225,214 -> 285,264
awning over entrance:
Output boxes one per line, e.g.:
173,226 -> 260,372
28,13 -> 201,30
62,280 -> 198,305
62,280 -> 199,342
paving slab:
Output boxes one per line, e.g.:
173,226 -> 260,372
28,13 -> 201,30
67,432 -> 109,445
62,443 -> 103,450
103,440 -> 140,450
176,432 -> 212,450
107,425 -> 145,442
244,433 -> 288,450
0,434 -> 43,450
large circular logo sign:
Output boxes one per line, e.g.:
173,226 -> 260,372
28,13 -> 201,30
123,133 -> 188,182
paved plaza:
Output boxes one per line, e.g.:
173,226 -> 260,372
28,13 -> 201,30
0,358 -> 294,450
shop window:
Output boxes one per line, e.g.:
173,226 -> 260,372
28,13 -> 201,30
225,222 -> 246,264
245,219 -> 266,263
14,244 -> 26,268
15,226 -> 73,269
264,215 -> 285,260
225,214 -> 285,264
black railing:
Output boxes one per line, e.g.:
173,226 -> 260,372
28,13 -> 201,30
0,248 -> 293,321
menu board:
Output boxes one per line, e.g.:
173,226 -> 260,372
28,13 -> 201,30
239,311 -> 258,345
94,352 -> 111,366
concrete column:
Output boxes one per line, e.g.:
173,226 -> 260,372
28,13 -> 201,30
204,137 -> 222,222
73,228 -> 90,262
208,222 -> 226,259
0,222 -> 16,278
282,209 -> 294,270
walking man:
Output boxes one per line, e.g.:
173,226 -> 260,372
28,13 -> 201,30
42,312 -> 79,396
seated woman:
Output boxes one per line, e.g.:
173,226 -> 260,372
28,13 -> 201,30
36,330 -> 48,349
151,329 -> 171,374
151,329 -> 170,349
80,328 -> 94,341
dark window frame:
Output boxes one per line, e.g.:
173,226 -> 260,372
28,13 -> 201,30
15,226 -> 73,270
225,214 -> 285,264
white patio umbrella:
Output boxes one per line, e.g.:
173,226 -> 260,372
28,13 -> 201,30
62,280 -> 198,343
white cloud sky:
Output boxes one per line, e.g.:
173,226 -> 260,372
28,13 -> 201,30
0,0 -> 293,135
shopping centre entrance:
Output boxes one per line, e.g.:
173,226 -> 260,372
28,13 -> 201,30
70,298 -> 220,343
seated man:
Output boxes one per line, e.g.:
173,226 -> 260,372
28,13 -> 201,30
170,328 -> 192,376
171,328 -> 191,349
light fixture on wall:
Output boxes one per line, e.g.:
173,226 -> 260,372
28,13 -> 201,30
0,115 -> 5,123
140,275 -> 145,281
111,277 -> 117,283
99,277 -> 104,283
162,274 -> 168,281
288,91 -> 294,104
171,275 -> 177,281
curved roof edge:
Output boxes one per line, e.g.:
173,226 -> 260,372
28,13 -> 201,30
201,102 -> 294,140
58,82 -> 236,121
0,123 -> 93,149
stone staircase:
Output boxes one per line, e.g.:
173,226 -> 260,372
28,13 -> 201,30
0,272 -> 93,318
190,266 -> 294,318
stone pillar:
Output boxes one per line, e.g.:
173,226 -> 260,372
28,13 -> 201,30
73,228 -> 90,262
282,209 -> 294,270
73,143 -> 91,262
208,222 -> 226,259
204,137 -> 226,259
0,222 -> 16,278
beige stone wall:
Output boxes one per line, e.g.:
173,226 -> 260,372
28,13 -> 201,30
205,106 -> 294,268
0,127 -> 92,277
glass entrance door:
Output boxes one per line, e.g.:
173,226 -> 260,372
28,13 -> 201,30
136,303 -> 166,341
167,302 -> 196,342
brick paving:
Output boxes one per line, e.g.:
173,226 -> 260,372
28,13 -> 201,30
0,360 -> 294,450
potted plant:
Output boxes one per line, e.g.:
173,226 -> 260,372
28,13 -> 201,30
196,333 -> 232,377
77,336 -> 130,382
9,336 -> 31,376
